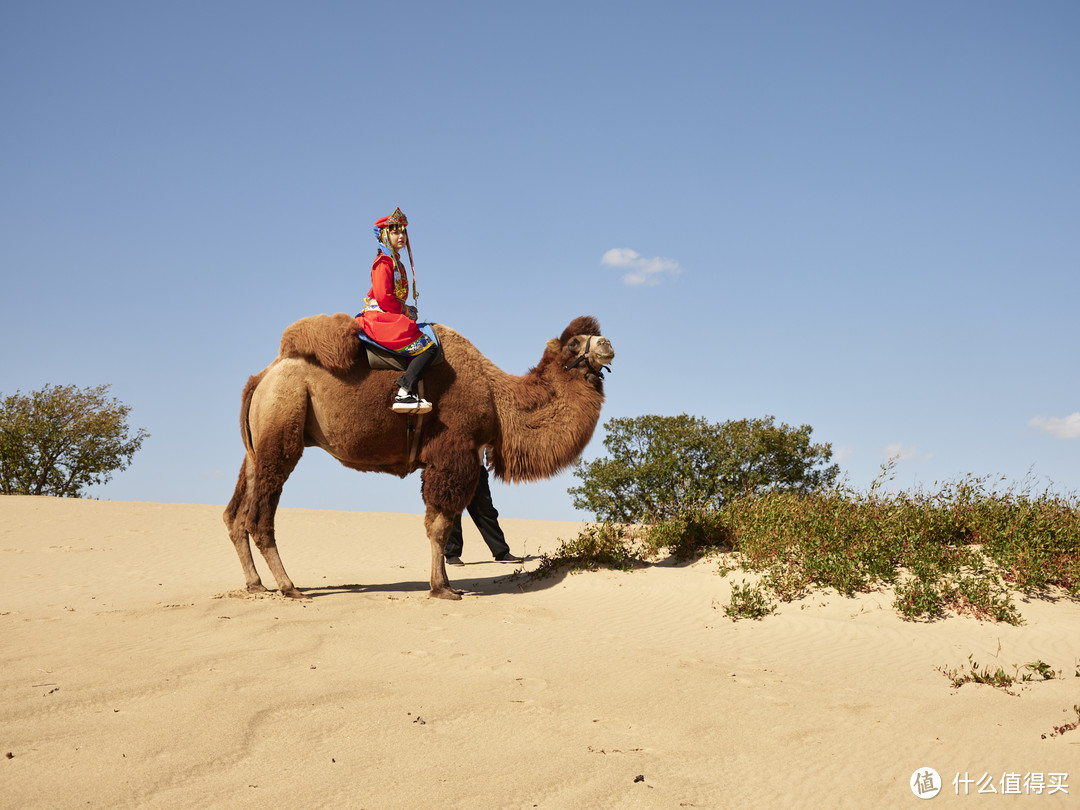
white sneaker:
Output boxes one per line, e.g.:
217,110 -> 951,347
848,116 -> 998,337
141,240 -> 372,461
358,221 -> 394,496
391,391 -> 433,414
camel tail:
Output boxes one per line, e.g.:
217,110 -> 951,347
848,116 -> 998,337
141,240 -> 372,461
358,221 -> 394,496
223,456 -> 249,526
224,373 -> 262,537
239,371 -> 264,460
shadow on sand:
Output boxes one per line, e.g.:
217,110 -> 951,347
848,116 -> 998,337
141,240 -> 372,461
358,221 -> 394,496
295,561 -> 577,600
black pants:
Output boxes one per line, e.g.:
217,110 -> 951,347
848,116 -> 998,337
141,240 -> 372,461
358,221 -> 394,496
445,467 -> 510,559
395,346 -> 436,393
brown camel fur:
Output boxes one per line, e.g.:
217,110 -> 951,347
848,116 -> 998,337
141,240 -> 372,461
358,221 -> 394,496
223,314 -> 615,600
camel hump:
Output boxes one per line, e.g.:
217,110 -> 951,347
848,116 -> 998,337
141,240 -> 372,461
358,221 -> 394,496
279,313 -> 361,373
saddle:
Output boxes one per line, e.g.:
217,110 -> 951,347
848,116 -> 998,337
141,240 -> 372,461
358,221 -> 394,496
357,323 -> 444,372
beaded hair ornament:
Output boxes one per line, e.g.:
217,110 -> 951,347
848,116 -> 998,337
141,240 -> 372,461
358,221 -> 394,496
373,207 -> 418,304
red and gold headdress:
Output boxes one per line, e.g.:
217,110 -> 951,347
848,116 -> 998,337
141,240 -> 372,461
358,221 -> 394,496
374,207 -> 408,230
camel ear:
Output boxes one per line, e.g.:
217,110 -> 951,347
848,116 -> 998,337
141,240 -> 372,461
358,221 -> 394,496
546,338 -> 561,353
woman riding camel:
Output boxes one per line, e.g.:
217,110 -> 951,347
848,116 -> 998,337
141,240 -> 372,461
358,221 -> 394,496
356,207 -> 437,414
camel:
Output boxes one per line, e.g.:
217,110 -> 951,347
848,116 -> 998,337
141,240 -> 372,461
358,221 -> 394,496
223,313 -> 614,600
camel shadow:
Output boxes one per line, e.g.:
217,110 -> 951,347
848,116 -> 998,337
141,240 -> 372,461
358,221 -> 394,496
297,563 -> 574,600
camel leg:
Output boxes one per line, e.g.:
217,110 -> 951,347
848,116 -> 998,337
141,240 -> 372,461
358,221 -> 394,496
252,531 -> 303,598
223,457 -> 299,597
420,453 -> 481,600
424,505 -> 464,600
223,458 -> 267,593
245,418 -> 307,599
247,480 -> 305,599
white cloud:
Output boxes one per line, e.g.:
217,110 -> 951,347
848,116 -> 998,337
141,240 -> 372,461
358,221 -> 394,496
833,445 -> 856,463
1028,412 -> 1080,439
602,248 -> 682,286
882,443 -> 933,462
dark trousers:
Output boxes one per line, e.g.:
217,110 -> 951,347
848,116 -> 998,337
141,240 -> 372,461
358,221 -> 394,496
396,346 -> 436,393
445,467 -> 509,559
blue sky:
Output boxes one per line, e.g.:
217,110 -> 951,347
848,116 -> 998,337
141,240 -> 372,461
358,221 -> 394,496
2,1 -> 1077,521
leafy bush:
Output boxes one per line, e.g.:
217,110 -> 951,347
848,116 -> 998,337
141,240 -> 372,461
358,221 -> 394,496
549,460 -> 1079,624
530,522 -> 640,579
640,508 -> 731,559
657,467 -> 1079,623
894,577 -> 946,622
569,414 -> 838,523
1,384 -> 149,497
724,580 -> 776,620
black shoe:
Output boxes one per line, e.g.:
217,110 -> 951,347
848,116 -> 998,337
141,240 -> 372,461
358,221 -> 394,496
445,556 -> 464,566
494,553 -> 524,563
391,391 -> 433,414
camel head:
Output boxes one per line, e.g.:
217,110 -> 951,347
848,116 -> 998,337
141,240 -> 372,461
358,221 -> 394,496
544,315 -> 615,384
488,315 -> 614,484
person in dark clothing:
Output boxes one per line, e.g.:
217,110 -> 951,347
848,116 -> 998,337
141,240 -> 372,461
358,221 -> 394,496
444,466 -> 524,565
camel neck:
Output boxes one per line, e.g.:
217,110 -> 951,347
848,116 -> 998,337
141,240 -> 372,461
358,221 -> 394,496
490,363 -> 604,484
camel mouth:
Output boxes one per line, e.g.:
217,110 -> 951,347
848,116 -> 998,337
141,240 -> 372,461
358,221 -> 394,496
590,338 -> 615,366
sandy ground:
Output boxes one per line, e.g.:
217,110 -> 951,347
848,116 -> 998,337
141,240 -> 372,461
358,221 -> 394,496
2,495 -> 1078,808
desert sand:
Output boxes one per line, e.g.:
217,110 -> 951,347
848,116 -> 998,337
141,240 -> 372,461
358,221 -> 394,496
2,494 -> 1078,808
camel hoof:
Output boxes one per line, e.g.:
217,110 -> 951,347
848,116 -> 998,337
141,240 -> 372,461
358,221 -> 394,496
430,587 -> 463,601
246,583 -> 269,594
282,588 -> 307,599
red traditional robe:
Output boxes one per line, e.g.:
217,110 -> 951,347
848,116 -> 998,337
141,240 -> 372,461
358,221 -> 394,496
356,251 -> 432,354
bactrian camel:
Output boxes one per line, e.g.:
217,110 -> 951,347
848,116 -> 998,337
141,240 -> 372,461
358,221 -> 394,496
223,314 -> 615,600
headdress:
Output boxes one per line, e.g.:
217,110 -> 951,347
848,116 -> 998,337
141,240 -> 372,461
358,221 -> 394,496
374,207 -> 408,230
372,207 -> 418,304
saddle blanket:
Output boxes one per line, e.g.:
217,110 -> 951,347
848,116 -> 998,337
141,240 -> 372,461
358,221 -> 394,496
357,322 -> 439,356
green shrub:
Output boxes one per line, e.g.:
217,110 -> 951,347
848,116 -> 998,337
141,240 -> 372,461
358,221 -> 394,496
569,414 -> 837,523
894,577 -> 946,621
724,580 -> 776,620
530,522 -> 640,579
547,462 -> 1078,624
1,383 -> 149,497
640,508 -> 731,559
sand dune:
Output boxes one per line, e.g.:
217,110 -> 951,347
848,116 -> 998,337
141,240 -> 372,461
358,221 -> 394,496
2,495 -> 1078,808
